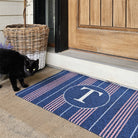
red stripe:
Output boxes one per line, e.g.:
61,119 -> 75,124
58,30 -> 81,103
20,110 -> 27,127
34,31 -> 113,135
50,100 -> 66,112
23,72 -> 77,101
77,108 -> 97,125
109,85 -> 120,95
78,78 -> 97,86
114,105 -> 138,137
73,109 -> 90,124
46,97 -> 64,111
111,102 -> 138,138
68,108 -> 83,121
103,92 -> 137,138
70,109 -> 86,123
105,84 -> 120,95
43,95 -> 63,109
100,91 -> 137,137
105,84 -> 115,91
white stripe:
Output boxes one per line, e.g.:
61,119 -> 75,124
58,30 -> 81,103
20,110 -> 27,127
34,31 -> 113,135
88,88 -> 129,131
130,125 -> 138,138
60,106 -> 73,117
36,76 -> 84,105
16,71 -> 66,96
97,81 -> 106,87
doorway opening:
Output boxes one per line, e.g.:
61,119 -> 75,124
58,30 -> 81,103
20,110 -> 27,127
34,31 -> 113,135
34,0 -> 68,52
45,0 -> 55,46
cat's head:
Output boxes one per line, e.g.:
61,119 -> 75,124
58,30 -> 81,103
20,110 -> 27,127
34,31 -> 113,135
24,56 -> 39,76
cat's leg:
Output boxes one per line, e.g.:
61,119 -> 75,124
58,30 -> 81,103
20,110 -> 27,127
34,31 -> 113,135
9,75 -> 20,91
19,78 -> 28,88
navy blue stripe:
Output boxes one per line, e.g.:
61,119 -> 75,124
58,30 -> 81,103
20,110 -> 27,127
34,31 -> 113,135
92,80 -> 104,86
94,81 -> 110,88
54,103 -> 71,115
60,106 -> 79,118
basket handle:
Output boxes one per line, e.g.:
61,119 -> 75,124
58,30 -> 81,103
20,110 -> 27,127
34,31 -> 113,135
23,0 -> 26,28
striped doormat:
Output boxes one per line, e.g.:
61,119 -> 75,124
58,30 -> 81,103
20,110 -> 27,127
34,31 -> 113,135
16,70 -> 138,138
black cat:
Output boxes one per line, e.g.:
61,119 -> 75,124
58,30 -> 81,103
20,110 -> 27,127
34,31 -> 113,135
0,48 -> 39,91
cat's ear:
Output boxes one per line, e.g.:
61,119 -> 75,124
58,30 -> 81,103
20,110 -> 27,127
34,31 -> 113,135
35,59 -> 39,65
32,59 -> 39,66
24,58 -> 30,66
24,56 -> 30,61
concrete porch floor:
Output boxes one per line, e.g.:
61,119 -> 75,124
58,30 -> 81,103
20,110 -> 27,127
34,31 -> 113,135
0,67 -> 99,138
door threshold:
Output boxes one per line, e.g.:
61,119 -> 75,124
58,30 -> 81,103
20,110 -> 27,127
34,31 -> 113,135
47,47 -> 138,90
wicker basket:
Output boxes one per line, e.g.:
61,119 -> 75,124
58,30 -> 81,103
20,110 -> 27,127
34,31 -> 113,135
3,24 -> 49,69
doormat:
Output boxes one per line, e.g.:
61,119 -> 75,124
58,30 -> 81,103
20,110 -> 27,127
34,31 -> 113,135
16,70 -> 138,138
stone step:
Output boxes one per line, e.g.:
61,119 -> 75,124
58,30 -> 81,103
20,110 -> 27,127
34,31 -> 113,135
47,47 -> 138,90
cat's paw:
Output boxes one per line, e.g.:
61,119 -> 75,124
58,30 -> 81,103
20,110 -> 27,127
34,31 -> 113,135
13,87 -> 20,92
22,83 -> 29,88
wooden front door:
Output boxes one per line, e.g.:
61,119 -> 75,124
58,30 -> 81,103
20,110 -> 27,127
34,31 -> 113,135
69,0 -> 138,59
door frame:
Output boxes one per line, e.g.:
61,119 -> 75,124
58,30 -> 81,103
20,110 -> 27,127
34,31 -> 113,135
33,0 -> 68,53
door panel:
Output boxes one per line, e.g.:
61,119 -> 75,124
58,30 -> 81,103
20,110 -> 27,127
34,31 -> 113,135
79,0 -> 89,25
101,0 -> 112,26
127,0 -> 138,28
90,0 -> 100,26
69,0 -> 138,59
113,0 -> 125,27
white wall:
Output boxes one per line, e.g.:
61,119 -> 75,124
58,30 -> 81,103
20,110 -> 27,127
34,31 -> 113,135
0,0 -> 33,43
